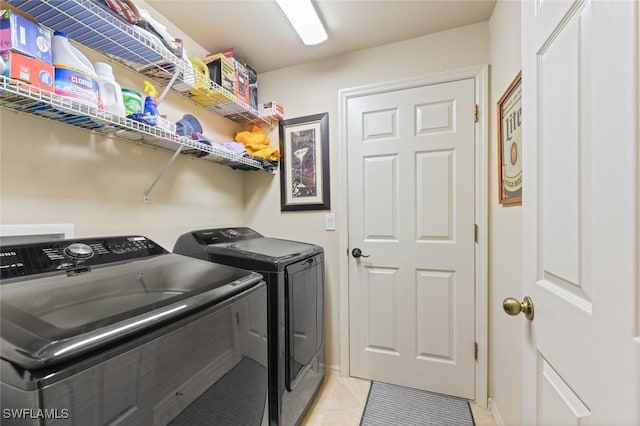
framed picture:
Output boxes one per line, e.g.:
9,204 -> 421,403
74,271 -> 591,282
279,112 -> 330,211
497,71 -> 523,204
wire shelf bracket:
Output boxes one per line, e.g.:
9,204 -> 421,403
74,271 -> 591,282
0,76 -> 265,202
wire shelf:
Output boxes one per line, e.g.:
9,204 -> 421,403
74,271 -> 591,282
0,76 -> 263,170
6,0 -> 272,126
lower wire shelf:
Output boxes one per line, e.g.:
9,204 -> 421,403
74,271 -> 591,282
0,76 -> 270,202
0,76 -> 267,201
0,76 -> 262,169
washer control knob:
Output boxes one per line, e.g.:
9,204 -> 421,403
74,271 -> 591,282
63,243 -> 94,260
222,229 -> 240,239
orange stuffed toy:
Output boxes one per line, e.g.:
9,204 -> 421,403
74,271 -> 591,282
235,126 -> 280,162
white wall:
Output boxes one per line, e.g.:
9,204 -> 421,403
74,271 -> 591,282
244,22 -> 490,369
488,1 -> 522,424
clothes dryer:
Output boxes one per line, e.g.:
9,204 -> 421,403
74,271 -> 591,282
174,228 -> 324,426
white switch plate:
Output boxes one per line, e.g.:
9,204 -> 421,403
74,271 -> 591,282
325,214 -> 335,231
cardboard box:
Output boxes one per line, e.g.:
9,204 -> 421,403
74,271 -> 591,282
2,50 -> 54,92
202,52 -> 235,94
258,101 -> 284,121
233,59 -> 250,107
218,47 -> 234,59
0,9 -> 52,64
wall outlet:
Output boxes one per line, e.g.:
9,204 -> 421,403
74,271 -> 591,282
325,214 -> 335,231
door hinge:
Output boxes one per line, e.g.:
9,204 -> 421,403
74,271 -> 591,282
474,224 -> 478,243
474,342 -> 478,360
474,104 -> 479,123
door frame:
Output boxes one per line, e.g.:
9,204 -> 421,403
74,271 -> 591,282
337,65 -> 489,406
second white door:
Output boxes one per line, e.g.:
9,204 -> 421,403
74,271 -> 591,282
347,78 -> 476,398
521,0 -> 640,423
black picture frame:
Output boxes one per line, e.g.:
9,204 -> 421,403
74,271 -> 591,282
279,112 -> 330,211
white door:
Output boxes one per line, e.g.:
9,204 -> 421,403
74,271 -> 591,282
520,0 -> 639,424
347,78 -> 476,398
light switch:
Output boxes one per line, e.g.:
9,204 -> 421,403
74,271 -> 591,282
325,214 -> 335,231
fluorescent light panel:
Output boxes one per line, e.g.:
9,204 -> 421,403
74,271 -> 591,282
276,0 -> 327,45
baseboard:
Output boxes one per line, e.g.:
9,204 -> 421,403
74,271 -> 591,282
488,397 -> 505,426
324,364 -> 341,376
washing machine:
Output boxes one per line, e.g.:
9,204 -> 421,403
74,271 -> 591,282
174,227 -> 325,426
0,235 -> 268,425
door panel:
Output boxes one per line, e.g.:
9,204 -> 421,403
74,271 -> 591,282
363,156 -> 399,240
416,270 -> 455,360
539,356 -> 590,425
522,0 -> 639,423
363,109 -> 397,140
416,100 -> 454,134
348,79 -> 476,398
365,267 -> 399,354
416,150 -> 454,240
540,2 -> 583,290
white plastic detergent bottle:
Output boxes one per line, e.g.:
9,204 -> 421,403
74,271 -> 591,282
94,62 -> 126,116
52,31 -> 99,107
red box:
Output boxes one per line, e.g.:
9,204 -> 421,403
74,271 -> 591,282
2,50 -> 54,92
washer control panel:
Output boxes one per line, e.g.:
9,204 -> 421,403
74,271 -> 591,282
192,227 -> 263,245
0,236 -> 167,280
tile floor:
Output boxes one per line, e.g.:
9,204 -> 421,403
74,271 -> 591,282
301,375 -> 496,426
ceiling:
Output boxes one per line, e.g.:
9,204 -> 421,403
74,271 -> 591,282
145,0 -> 497,74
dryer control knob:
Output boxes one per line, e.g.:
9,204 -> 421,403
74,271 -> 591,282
64,243 -> 94,260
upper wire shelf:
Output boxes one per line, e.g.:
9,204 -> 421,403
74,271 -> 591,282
6,0 -> 271,126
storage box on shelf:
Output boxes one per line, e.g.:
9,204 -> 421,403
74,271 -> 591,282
1,50 -> 54,91
259,101 -> 284,122
0,8 -> 53,63
5,0 -> 274,127
201,47 -> 260,120
202,52 -> 235,95
186,55 -> 267,126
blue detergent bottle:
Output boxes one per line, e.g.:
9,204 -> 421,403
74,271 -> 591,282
143,80 -> 159,123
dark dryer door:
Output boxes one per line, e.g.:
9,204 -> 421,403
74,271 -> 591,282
284,254 -> 323,391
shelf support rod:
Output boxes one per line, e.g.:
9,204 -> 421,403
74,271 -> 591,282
144,145 -> 185,203
157,71 -> 180,105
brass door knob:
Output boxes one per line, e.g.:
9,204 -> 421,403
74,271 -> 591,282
503,296 -> 534,320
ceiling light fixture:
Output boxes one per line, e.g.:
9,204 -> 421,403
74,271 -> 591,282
275,0 -> 327,46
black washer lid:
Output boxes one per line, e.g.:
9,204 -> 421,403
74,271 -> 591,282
175,228 -> 324,270
214,238 -> 318,259
205,237 -> 324,271
1,250 -> 262,369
